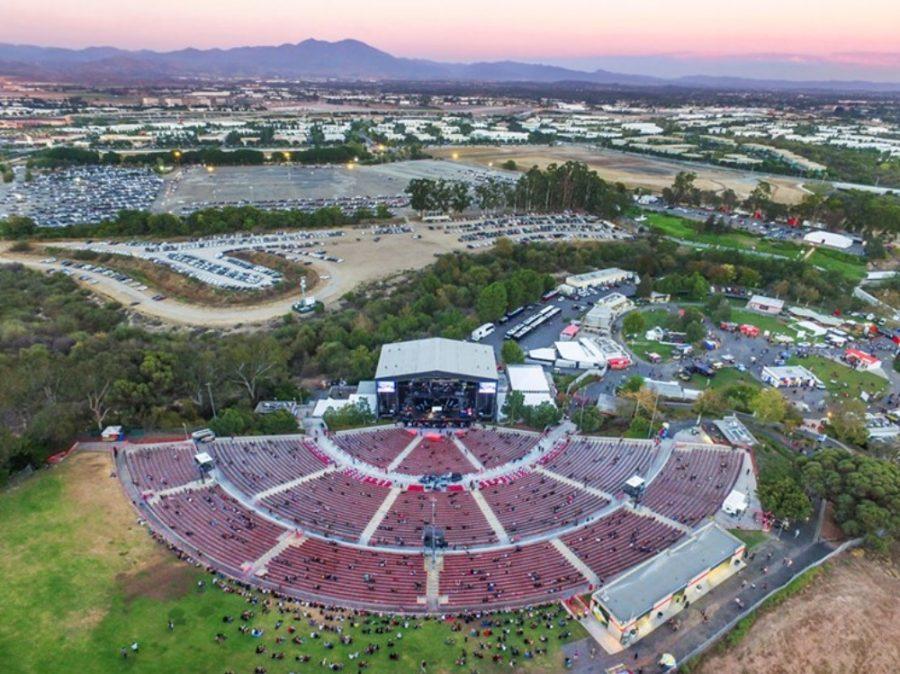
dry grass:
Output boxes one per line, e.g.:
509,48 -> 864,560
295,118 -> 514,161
431,144 -> 810,204
697,551 -> 900,674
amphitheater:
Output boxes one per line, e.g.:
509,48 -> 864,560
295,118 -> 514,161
117,424 -> 748,614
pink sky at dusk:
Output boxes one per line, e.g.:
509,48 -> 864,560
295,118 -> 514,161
2,0 -> 898,64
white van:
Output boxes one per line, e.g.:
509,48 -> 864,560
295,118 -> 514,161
191,428 -> 216,443
470,323 -> 495,342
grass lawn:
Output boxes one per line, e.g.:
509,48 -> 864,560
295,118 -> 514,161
787,355 -> 889,398
686,367 -> 761,391
727,308 -> 796,337
0,453 -> 585,674
645,213 -> 866,283
625,308 -> 677,362
808,249 -> 867,283
728,529 -> 769,550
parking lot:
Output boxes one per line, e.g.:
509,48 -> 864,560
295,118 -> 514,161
155,160 -> 514,215
0,165 -> 163,226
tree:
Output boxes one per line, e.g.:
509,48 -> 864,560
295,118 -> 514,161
573,403 -> 605,433
221,335 -> 287,405
501,340 -> 525,365
323,401 -> 374,430
749,388 -> 788,424
693,389 -> 727,417
669,171 -> 697,204
622,312 -> 646,336
826,398 -> 868,446
620,375 -> 645,395
757,475 -> 813,522
476,282 -> 508,322
502,390 -> 525,423
635,274 -> 654,298
450,181 -> 471,213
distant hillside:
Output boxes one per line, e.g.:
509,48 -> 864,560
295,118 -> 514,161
0,38 -> 897,92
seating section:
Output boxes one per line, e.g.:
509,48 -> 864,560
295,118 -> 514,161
122,432 -> 752,613
211,437 -> 328,495
543,439 -> 657,493
440,543 -> 587,608
261,471 -> 389,541
561,509 -> 684,584
459,429 -> 540,468
268,538 -> 425,611
642,449 -> 742,526
394,436 -> 473,475
125,443 -> 199,492
148,485 -> 285,572
481,472 -> 608,540
332,428 -> 415,469
373,490 -> 497,548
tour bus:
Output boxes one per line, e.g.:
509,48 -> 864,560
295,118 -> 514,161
470,323 -> 496,342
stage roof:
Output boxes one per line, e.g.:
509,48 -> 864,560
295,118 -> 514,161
375,338 -> 498,382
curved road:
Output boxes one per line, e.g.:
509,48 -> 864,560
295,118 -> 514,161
0,245 -> 344,328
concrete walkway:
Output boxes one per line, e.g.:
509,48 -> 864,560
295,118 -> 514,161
387,436 -> 423,472
358,486 -> 402,545
534,466 -> 615,502
249,530 -> 306,576
451,435 -> 485,471
470,489 -> 510,544
251,465 -> 337,502
551,537 -> 600,586
147,477 -> 214,504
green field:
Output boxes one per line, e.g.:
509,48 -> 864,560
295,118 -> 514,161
625,308 -> 677,362
727,309 -> 796,338
0,453 -> 584,674
644,212 -> 866,282
686,367 -> 761,391
787,355 -> 889,398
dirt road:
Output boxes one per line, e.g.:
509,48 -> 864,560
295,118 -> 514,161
0,225 -> 463,328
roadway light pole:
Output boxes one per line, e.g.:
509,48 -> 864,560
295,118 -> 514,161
206,382 -> 217,419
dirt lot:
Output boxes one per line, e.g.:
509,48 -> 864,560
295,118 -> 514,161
430,144 -> 811,204
697,551 -> 900,674
0,224 -> 464,327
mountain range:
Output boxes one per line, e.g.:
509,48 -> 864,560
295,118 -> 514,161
0,38 -> 897,92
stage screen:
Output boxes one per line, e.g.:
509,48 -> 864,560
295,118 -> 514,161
377,381 -> 396,394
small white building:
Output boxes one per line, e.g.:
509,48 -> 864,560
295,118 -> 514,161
803,231 -> 854,250
746,295 -> 784,315
506,364 -> 555,408
565,268 -> 636,290
761,365 -> 822,388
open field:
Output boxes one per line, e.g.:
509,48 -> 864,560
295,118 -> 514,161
695,551 -> 900,674
0,452 -> 584,674
430,145 -> 811,204
645,213 -> 806,258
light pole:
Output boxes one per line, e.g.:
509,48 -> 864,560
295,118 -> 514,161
206,382 -> 217,418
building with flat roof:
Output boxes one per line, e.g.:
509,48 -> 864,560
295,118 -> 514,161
746,294 -> 784,315
590,524 -> 745,648
803,230 -> 854,250
761,364 -> 822,388
506,364 -> 555,408
564,268 -> 637,290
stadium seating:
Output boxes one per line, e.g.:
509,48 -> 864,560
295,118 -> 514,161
440,542 -> 587,608
125,443 -> 200,492
641,449 -> 742,526
481,472 -> 609,540
458,429 -> 539,468
268,537 -> 425,611
560,509 -> 684,584
372,489 -> 497,548
261,471 -> 390,541
331,428 -> 415,469
394,435 -> 474,475
211,437 -> 329,495
542,438 -> 657,494
148,485 -> 285,572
